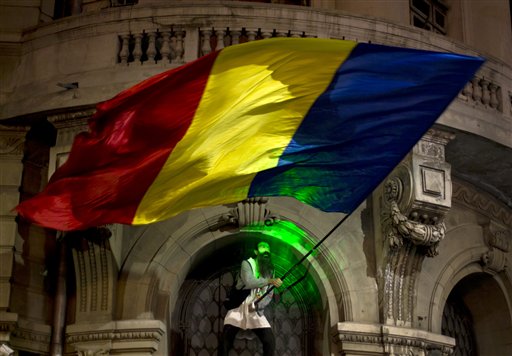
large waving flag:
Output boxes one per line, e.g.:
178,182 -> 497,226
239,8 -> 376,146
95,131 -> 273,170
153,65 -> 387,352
16,38 -> 483,231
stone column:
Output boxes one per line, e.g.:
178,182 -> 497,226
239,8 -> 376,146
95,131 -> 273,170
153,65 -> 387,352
0,125 -> 27,346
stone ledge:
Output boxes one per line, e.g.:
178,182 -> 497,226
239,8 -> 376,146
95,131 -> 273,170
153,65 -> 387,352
66,319 -> 166,355
334,322 -> 455,356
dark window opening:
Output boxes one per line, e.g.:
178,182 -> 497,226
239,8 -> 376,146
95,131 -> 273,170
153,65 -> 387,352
410,0 -> 447,35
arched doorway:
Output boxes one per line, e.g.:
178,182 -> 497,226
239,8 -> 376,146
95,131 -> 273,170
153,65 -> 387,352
442,272 -> 512,356
170,233 -> 324,355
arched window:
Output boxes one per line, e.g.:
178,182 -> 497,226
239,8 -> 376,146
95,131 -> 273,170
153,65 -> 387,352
171,237 -> 323,355
442,272 -> 512,355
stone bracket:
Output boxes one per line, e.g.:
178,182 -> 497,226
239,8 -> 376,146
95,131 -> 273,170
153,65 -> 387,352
480,220 -> 510,274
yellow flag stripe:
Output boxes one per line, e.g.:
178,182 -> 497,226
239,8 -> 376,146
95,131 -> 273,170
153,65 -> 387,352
134,38 -> 357,224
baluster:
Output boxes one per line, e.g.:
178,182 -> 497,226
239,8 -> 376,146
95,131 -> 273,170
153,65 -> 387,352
471,77 -> 482,104
290,31 -> 302,38
461,80 -> 473,99
174,30 -> 185,64
133,33 -> 143,64
275,31 -> 288,37
215,29 -> 225,51
201,29 -> 212,56
160,31 -> 171,64
488,83 -> 500,110
230,30 -> 241,46
147,31 -> 157,64
119,34 -> 130,65
480,79 -> 490,106
246,30 -> 257,42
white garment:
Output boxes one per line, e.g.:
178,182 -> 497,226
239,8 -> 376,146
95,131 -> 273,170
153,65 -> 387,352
223,258 -> 273,330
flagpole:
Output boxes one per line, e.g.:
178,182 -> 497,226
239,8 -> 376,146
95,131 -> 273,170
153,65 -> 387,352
255,211 -> 352,305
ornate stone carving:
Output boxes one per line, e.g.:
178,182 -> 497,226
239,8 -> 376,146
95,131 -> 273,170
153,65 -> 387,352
220,197 -> 280,228
0,125 -> 27,156
47,109 -> 93,147
480,221 -> 510,274
453,180 -> 512,228
68,227 -> 115,322
380,129 -> 453,327
8,319 -> 52,354
66,320 -> 166,355
47,108 -> 95,129
387,201 -> 446,257
334,323 -> 455,356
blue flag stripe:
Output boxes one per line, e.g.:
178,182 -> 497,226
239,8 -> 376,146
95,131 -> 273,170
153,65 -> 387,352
248,43 -> 483,212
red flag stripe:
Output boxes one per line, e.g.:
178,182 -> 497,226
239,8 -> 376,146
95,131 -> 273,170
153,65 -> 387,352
16,51 -> 220,230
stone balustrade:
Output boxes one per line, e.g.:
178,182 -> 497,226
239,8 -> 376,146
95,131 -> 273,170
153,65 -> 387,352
118,29 -> 186,65
1,2 -> 510,148
115,22 -> 510,126
460,76 -> 503,112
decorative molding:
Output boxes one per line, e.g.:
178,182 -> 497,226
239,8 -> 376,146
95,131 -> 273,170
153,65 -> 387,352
9,320 -> 52,354
387,201 -> 446,257
220,197 -> 280,228
12,327 -> 51,344
47,108 -> 96,129
480,221 -> 510,274
68,227 -> 115,321
0,125 -> 27,156
66,320 -> 166,354
47,109 -> 94,147
481,249 -> 508,273
334,323 -> 455,356
380,130 -> 453,327
452,180 -> 512,228
0,321 -> 16,333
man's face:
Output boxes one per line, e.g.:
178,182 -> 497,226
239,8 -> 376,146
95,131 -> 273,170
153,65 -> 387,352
256,242 -> 271,258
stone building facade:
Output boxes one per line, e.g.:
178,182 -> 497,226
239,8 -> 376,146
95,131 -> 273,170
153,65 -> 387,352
0,1 -> 511,355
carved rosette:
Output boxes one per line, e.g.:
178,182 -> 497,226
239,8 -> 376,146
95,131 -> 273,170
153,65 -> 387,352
220,197 -> 280,228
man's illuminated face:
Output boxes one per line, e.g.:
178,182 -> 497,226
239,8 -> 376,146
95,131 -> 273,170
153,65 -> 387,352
256,242 -> 271,256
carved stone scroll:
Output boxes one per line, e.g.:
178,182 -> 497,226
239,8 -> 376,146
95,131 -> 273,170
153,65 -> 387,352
220,197 -> 280,228
480,221 -> 510,274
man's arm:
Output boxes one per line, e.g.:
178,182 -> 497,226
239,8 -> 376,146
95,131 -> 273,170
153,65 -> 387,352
240,260 -> 282,289
240,260 -> 268,289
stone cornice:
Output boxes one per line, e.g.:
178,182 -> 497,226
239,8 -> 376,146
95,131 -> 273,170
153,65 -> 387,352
47,108 -> 95,129
335,322 -> 455,355
66,320 -> 166,345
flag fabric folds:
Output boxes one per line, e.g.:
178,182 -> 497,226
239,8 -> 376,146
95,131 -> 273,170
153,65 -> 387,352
15,38 -> 483,231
